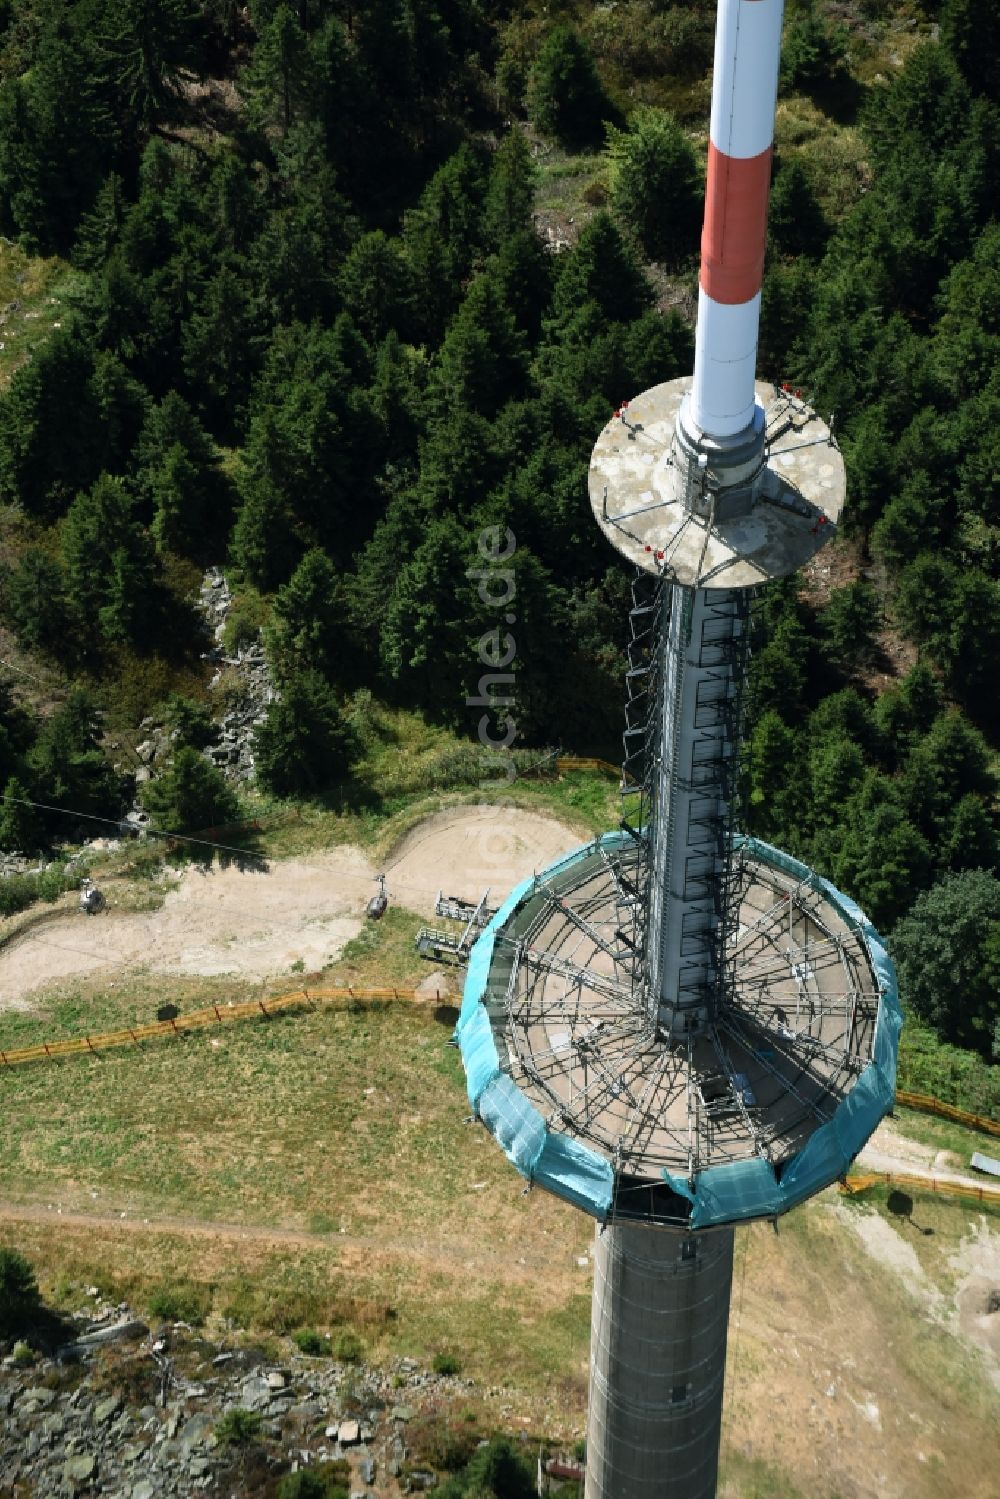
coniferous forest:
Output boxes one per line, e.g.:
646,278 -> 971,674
0,2 -> 997,1080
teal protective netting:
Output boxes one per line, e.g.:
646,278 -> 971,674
456,832 -> 900,1229
684,836 -> 902,1228
455,845 -> 614,1217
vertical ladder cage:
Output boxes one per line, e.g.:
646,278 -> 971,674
617,570 -> 667,996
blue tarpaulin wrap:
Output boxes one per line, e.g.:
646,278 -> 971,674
456,840 -> 618,1217
686,837 -> 903,1228
457,831 -> 901,1229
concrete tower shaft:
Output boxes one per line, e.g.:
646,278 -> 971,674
586,1225 -> 735,1499
647,588 -> 748,1037
689,0 -> 784,440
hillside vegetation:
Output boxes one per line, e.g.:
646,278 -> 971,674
0,8 -> 996,1075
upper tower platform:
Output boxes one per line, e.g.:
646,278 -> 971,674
589,377 -> 845,589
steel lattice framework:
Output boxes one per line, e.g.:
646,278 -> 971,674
486,834 -> 880,1222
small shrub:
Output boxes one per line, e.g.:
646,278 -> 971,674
215,1407 -> 263,1447
146,1281 -> 210,1326
223,586 -> 270,654
432,1351 -> 461,1376
277,1459 -> 350,1498
573,1437 -> 586,1462
12,1340 -> 35,1366
409,1413 -> 479,1472
0,1248 -> 42,1337
292,1328 -> 327,1356
0,868 -> 75,919
333,1329 -> 363,1365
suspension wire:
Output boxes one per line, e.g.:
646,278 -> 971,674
0,789 -> 542,906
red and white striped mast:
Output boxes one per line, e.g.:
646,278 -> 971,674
688,0 -> 785,443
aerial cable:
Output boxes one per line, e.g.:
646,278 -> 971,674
0,789 -> 514,906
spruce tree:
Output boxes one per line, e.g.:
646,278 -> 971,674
253,672 -> 357,796
608,109 -> 701,267
528,26 -> 611,149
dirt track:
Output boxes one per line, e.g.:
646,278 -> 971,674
0,807 -> 583,1008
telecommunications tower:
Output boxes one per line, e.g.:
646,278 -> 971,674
456,3 -> 901,1496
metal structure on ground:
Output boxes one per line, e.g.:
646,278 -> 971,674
456,3 -> 901,1496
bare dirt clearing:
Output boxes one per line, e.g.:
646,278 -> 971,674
950,1220 -> 1000,1380
0,807 -> 582,1008
384,804 -> 581,914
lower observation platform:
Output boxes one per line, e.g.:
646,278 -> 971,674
456,834 -> 899,1230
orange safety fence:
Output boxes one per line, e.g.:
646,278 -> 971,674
554,755 -> 621,778
895,1089 -> 1000,1138
0,985 -> 441,1070
841,1169 -> 1000,1208
2,978 -> 999,1158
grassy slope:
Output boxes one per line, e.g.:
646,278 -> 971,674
0,242 -> 86,392
2,1061 -> 998,1495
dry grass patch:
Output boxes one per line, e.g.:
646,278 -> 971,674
0,244 -> 85,390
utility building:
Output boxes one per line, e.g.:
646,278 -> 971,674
456,3 -> 902,1495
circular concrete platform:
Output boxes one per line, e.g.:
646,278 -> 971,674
589,377 -> 846,588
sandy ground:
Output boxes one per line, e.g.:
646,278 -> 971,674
0,807 -> 583,1008
833,1201 -> 1000,1392
951,1219 -> 1000,1379
384,804 -> 582,914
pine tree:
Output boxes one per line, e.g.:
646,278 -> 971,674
528,26 -> 611,149
337,231 -> 416,345
242,3 -> 316,133
0,325 -> 101,519
0,775 -> 42,854
96,0 -> 202,138
253,672 -> 358,796
1,549 -> 73,660
265,548 -> 349,684
230,470 -> 302,592
427,273 -> 528,422
550,212 -> 652,329
483,128 -> 538,250
29,687 -> 125,833
58,474 -> 160,649
136,392 -> 225,555
182,264 -> 261,442
142,746 -> 239,834
768,156 -> 828,261
608,109 -> 701,267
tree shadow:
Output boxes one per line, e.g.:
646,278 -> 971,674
888,1188 -> 933,1237
810,71 -> 866,128
162,822 -> 268,872
312,773 -> 384,818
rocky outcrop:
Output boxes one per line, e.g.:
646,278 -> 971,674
0,1302 -> 482,1497
199,568 -> 277,785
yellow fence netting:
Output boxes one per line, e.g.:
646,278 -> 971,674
0,985 -> 441,1068
2,981 -> 998,1210
841,1169 -> 1000,1207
